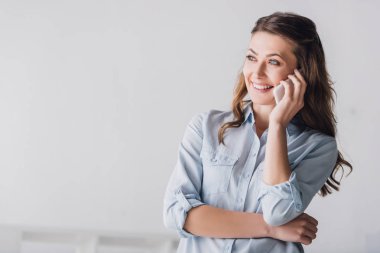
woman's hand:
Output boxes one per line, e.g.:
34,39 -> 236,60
268,213 -> 318,245
269,69 -> 307,127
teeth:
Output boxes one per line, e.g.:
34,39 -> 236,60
253,84 -> 272,90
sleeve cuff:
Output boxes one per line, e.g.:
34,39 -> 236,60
257,171 -> 303,212
174,188 -> 205,238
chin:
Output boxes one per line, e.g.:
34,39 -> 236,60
249,95 -> 276,106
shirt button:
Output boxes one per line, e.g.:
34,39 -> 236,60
211,158 -> 217,162
245,174 -> 250,178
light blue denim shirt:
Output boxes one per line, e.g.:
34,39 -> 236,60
163,101 -> 338,253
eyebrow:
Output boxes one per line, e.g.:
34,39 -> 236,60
248,48 -> 285,59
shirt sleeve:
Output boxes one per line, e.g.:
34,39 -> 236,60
257,135 -> 339,226
163,113 -> 206,238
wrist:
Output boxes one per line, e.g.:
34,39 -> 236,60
269,120 -> 287,130
266,224 -> 277,239
255,214 -> 275,238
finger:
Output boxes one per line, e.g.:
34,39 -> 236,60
287,74 -> 302,102
299,235 -> 315,246
305,223 -> 318,233
294,69 -> 307,95
306,215 -> 319,227
302,213 -> 318,227
304,227 -> 317,239
281,80 -> 294,99
300,235 -> 312,245
294,68 -> 306,84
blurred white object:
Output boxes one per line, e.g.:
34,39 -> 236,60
0,225 -> 178,253
0,227 -> 21,253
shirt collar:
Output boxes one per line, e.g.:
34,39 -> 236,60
242,102 -> 254,125
242,101 -> 303,137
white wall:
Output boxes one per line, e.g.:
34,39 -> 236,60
0,0 -> 378,252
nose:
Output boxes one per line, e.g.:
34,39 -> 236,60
252,61 -> 266,79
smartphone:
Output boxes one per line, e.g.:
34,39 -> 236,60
273,83 -> 285,104
273,81 -> 285,104
274,68 -> 304,104
273,78 -> 294,104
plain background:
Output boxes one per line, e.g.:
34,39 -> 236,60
0,0 -> 379,252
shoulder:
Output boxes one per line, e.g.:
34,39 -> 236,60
288,128 -> 338,167
289,127 -> 338,164
302,128 -> 337,150
187,108 -> 234,132
184,108 -> 235,146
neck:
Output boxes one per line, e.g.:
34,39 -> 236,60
251,103 -> 275,131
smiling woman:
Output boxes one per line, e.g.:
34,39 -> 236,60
163,12 -> 352,253
244,32 -> 298,105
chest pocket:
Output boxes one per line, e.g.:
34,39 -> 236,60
200,148 -> 238,196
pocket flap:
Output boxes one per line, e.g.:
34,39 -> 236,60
201,147 -> 238,166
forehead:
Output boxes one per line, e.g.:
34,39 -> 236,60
248,31 -> 296,57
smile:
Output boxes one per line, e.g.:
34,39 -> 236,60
252,83 -> 274,92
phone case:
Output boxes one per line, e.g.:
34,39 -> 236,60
273,83 -> 285,104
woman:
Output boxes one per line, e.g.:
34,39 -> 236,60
163,12 -> 352,252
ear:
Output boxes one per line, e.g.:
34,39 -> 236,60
296,68 -> 304,76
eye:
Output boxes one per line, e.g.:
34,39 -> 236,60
269,59 -> 280,65
246,55 -> 255,61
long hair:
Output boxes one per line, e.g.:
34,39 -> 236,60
218,12 -> 352,196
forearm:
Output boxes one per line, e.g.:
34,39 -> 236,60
263,122 -> 291,185
183,205 -> 270,238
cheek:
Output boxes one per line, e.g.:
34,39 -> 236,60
268,69 -> 290,83
243,61 -> 257,78
242,65 -> 250,80
242,62 -> 249,75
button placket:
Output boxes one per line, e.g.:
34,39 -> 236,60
235,144 -> 259,210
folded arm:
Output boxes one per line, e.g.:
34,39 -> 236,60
163,113 -> 318,244
260,122 -> 338,226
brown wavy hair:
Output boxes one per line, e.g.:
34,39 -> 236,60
218,12 -> 352,196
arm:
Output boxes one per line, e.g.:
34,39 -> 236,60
184,205 -> 270,238
262,121 -> 291,185
163,113 -> 270,238
163,113 -> 318,244
185,205 -> 318,244
259,70 -> 338,226
263,70 -> 305,186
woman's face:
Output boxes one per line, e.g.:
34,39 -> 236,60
243,31 -> 298,105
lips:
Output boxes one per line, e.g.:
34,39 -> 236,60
252,82 -> 274,90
